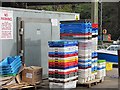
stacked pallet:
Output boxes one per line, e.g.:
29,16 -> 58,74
0,56 -> 22,77
48,40 -> 78,88
60,20 -> 93,84
91,23 -> 98,79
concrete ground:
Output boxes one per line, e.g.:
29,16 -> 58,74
40,68 -> 119,90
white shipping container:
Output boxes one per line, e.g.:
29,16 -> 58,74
0,7 -> 80,76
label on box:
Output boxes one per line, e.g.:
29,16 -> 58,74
26,73 -> 32,78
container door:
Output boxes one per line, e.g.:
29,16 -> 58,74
17,18 -> 52,75
24,22 -> 42,66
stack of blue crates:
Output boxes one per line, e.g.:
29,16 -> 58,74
60,20 -> 92,40
60,22 -> 92,33
0,56 -> 22,76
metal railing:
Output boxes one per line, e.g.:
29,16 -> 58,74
97,44 -> 109,50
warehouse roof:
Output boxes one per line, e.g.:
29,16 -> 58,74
0,7 -> 79,15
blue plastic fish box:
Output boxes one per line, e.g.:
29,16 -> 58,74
48,40 -> 78,47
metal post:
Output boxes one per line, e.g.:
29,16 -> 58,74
91,0 -> 98,23
118,50 -> 120,77
100,1 -> 103,41
0,2 -> 1,7
118,2 -> 120,77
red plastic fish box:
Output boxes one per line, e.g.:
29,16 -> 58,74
49,61 -> 78,68
48,53 -> 78,58
92,23 -> 98,28
60,33 -> 92,37
49,69 -> 78,75
78,66 -> 91,69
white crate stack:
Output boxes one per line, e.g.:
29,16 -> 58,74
78,40 -> 92,83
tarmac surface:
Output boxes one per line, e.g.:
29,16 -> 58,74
40,68 -> 119,90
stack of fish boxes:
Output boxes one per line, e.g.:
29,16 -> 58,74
78,40 -> 92,83
91,23 -> 98,80
48,40 -> 78,88
60,20 -> 93,83
96,60 -> 106,80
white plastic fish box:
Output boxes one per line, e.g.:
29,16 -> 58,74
92,37 -> 98,51
102,68 -> 106,77
78,49 -> 92,56
78,69 -> 88,78
78,62 -> 89,68
93,62 -> 97,67
49,80 -> 77,89
78,77 -> 88,83
88,67 -> 92,76
78,53 -> 92,58
87,76 -> 91,82
48,46 -> 78,52
96,69 -> 103,79
49,67 -> 78,74
49,76 -> 78,83
78,57 -> 92,63
97,63 -> 103,69
78,40 -> 92,50
90,73 -> 96,80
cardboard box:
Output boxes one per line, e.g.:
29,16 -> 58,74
22,66 -> 42,85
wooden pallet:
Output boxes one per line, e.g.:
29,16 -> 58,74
2,82 -> 42,90
77,78 -> 104,88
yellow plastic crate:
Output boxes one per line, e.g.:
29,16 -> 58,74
49,57 -> 78,62
49,59 -> 78,63
106,62 -> 113,71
